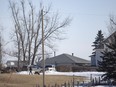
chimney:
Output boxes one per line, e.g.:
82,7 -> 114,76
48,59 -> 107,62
72,53 -> 74,56
54,51 -> 56,57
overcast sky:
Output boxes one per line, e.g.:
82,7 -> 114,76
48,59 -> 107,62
0,0 -> 116,61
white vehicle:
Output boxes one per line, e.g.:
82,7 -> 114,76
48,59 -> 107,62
29,65 -> 42,74
45,65 -> 56,71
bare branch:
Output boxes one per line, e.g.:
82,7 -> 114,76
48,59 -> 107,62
9,0 -> 71,65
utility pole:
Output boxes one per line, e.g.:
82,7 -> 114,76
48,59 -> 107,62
0,33 -> 2,68
42,9 -> 45,87
17,40 -> 20,71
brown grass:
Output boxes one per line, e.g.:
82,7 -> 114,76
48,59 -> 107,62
0,73 -> 87,87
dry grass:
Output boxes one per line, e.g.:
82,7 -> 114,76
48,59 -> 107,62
0,73 -> 87,87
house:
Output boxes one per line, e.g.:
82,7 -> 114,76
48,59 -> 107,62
39,53 -> 90,71
91,49 -> 104,66
91,31 -> 116,67
44,53 -> 90,66
6,61 -> 17,68
6,60 -> 28,68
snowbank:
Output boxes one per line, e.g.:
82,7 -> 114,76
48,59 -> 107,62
95,85 -> 116,87
16,70 -> 104,78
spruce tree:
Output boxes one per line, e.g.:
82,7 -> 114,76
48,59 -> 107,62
92,30 -> 104,55
98,35 -> 116,82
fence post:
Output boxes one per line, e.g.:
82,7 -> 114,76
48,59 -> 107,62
83,81 -> 85,87
71,80 -> 73,87
92,78 -> 95,86
67,81 -> 70,87
95,77 -> 97,85
90,74 -> 92,82
72,75 -> 75,87
55,83 -> 57,87
64,82 -> 67,87
98,76 -> 101,85
77,81 -> 79,87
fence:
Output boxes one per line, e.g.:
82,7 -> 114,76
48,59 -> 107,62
33,74 -> 115,87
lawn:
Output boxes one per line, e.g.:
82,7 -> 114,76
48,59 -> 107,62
0,73 -> 86,87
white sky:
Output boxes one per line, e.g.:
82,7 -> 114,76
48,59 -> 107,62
0,0 -> 116,61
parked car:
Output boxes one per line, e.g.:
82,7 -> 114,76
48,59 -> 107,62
45,65 -> 56,71
29,65 -> 42,74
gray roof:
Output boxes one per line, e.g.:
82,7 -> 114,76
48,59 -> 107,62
44,54 -> 90,65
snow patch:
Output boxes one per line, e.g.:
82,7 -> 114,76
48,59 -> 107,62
16,71 -> 104,78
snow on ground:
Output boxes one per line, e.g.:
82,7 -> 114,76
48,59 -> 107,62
70,85 -> 116,87
43,71 -> 104,78
16,70 -> 104,78
17,71 -> 30,74
71,85 -> 116,87
94,85 -> 116,87
16,71 -> 36,75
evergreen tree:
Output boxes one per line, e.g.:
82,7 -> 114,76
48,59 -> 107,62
98,35 -> 116,82
92,30 -> 104,55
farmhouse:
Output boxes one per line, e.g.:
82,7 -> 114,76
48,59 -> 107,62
45,53 -> 90,66
39,53 -> 90,71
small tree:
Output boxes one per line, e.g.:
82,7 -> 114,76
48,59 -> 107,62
98,35 -> 116,82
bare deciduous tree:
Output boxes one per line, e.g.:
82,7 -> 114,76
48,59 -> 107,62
0,27 -> 4,69
0,34 -> 2,69
9,0 -> 71,66
107,15 -> 116,35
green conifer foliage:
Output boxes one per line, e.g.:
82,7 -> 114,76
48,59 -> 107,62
98,35 -> 116,82
92,30 -> 104,55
